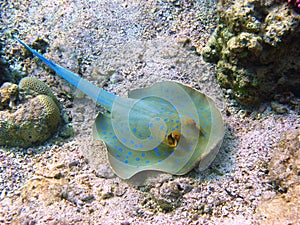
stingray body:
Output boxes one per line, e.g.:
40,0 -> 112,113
17,39 -> 224,179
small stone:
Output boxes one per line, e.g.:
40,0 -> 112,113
95,164 -> 116,179
270,101 -> 288,114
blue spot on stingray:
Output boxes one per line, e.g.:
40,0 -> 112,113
154,147 -> 159,152
158,159 -> 162,163
128,151 -> 132,156
130,140 -> 134,144
136,157 -> 140,161
149,123 -> 153,128
146,160 -> 150,164
116,154 -> 121,158
138,133 -> 143,138
141,153 -> 145,157
156,152 -> 161,157
124,160 -> 128,164
102,131 -> 107,135
122,138 -> 127,143
156,118 -> 160,121
148,136 -> 153,140
113,136 -> 117,139
176,159 -> 180,163
186,129 -> 190,133
176,120 -> 180,123
160,125 -> 165,130
133,128 -> 137,133
139,143 -> 144,148
164,152 -> 169,156
119,148 -> 123,152
164,118 -> 168,122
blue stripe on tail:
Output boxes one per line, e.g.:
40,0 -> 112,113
17,39 -> 116,110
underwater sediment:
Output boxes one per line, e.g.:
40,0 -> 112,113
202,0 -> 300,104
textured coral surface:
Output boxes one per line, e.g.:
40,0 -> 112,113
0,78 -> 60,148
203,0 -> 300,104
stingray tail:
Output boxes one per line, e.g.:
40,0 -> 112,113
17,39 -> 115,110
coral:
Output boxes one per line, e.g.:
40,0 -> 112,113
19,77 -> 59,106
202,0 -> 300,104
0,78 -> 60,148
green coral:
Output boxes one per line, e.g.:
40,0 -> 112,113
19,77 -> 59,106
0,78 -> 61,148
202,0 -> 300,104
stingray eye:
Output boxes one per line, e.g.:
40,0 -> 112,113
165,131 -> 181,147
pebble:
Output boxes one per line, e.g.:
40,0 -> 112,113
95,164 -> 116,179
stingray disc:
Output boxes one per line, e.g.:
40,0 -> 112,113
93,81 -> 224,179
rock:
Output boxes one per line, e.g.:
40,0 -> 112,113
256,128 -> 300,224
0,82 -> 18,109
202,1 -> 300,104
270,101 -> 288,114
149,178 -> 193,212
95,164 -> 116,179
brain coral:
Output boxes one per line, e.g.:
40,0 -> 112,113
19,77 -> 59,106
0,78 -> 60,148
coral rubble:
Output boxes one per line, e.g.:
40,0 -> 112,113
202,0 -> 300,104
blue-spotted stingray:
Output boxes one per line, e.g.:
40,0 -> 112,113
17,39 -> 224,179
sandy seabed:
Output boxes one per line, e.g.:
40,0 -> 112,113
0,0 -> 299,224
